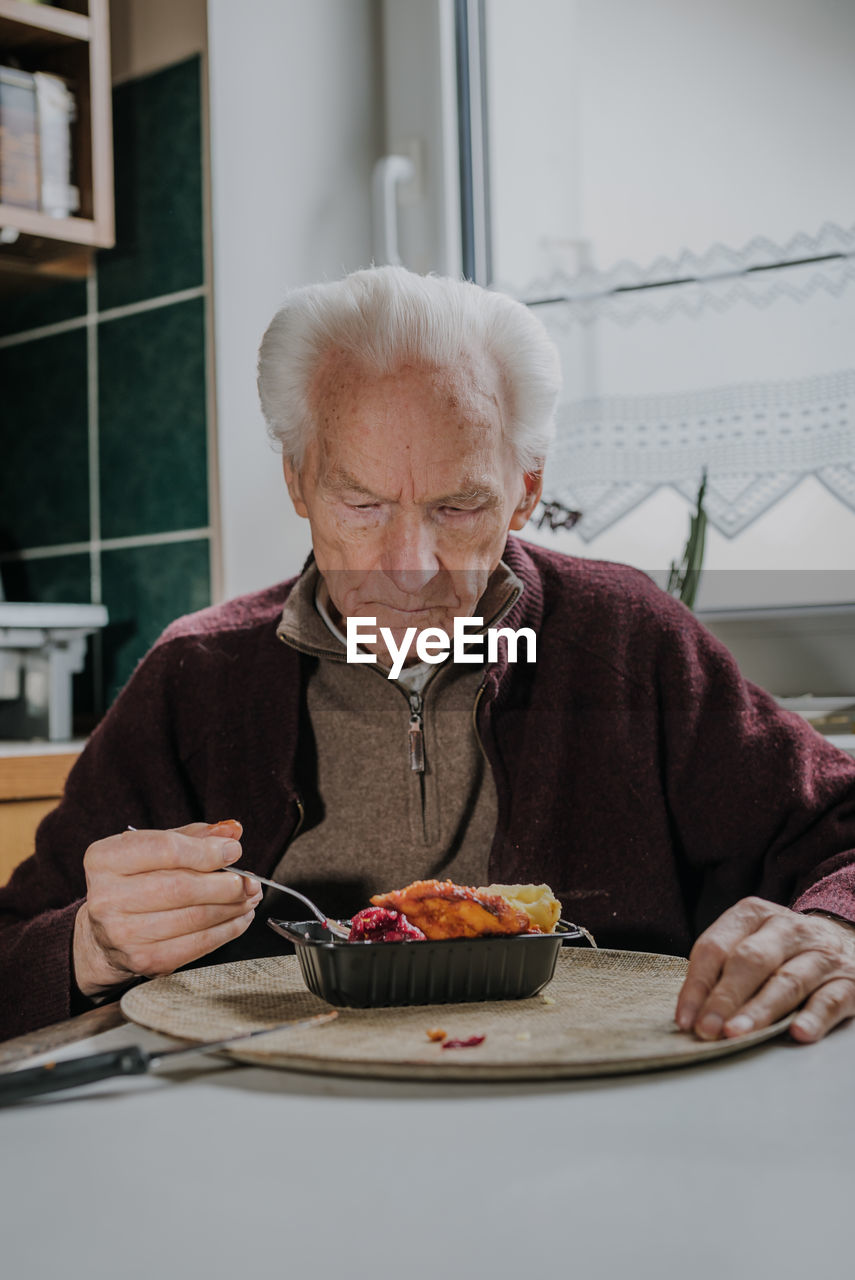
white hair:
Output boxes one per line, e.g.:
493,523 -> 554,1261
257,265 -> 562,472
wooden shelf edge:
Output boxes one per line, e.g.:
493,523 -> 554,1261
0,203 -> 113,247
0,0 -> 90,43
87,0 -> 114,244
0,243 -> 92,279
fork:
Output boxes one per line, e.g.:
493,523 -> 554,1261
125,826 -> 351,941
226,866 -> 352,940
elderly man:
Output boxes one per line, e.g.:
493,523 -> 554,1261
1,266 -> 854,1045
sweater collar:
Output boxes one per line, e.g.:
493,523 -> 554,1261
477,537 -> 546,704
276,555 -> 525,663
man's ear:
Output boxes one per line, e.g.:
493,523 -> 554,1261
509,468 -> 543,531
282,454 -> 309,519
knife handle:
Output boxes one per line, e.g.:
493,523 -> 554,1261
0,1046 -> 149,1107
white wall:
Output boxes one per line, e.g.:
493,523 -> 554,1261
207,0 -> 382,598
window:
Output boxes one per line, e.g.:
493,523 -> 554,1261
382,0 -> 855,607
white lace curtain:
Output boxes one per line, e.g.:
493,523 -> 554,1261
523,223 -> 855,539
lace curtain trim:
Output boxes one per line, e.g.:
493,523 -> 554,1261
543,369 -> 855,539
520,224 -> 855,539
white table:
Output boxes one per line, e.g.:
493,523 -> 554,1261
1,1009 -> 853,1280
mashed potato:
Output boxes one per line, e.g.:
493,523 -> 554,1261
478,883 -> 561,933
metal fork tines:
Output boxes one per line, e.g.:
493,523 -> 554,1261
226,866 -> 351,940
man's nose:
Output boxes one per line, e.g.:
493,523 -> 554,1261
381,517 -> 441,595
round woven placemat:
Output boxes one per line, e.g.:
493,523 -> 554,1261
120,950 -> 793,1081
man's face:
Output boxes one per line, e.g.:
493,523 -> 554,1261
282,353 -> 542,664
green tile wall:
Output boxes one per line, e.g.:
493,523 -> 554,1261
98,57 -> 204,310
0,56 -> 211,735
99,297 -> 208,539
4,552 -> 92,605
0,279 -> 87,340
0,329 -> 89,550
101,540 -> 210,705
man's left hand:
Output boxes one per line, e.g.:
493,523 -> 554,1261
675,897 -> 855,1044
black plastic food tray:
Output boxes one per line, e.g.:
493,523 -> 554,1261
267,918 -> 592,1008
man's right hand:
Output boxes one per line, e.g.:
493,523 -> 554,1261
72,820 -> 262,997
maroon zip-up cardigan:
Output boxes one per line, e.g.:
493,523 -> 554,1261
2,537 -> 855,1041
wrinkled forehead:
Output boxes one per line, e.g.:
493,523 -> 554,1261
308,346 -> 509,437
311,362 -> 512,500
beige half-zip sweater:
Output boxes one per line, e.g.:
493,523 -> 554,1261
271,560 -> 522,918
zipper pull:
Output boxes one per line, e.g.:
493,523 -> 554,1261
408,691 -> 425,773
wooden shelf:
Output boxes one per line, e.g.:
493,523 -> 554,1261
0,0 -> 113,279
0,199 -> 111,245
0,1 -> 90,49
0,237 -> 91,281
